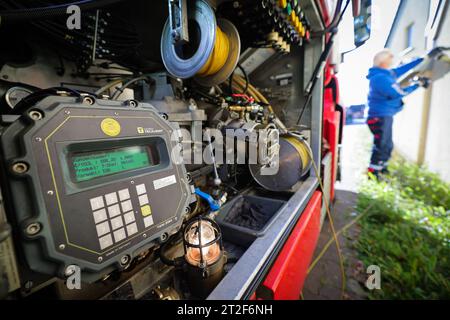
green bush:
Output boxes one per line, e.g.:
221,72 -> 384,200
356,160 -> 450,299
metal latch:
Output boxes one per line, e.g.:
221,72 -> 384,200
168,0 -> 189,44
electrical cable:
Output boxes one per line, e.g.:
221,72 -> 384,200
325,0 -> 344,31
111,75 -> 149,100
307,202 -> 375,275
229,64 -> 249,95
296,0 -> 351,125
301,138 -> 347,299
232,75 -> 276,115
0,0 -> 125,24
0,1 -> 141,74
158,233 -> 184,267
95,79 -> 124,96
237,64 -> 249,94
302,201 -> 376,300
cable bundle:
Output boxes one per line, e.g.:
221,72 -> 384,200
0,0 -> 140,74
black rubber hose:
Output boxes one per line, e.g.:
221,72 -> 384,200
158,234 -> 184,267
0,0 -> 126,25
158,245 -> 176,266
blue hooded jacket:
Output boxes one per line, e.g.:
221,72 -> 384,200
366,58 -> 423,117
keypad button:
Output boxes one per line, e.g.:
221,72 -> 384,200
93,208 -> 107,224
105,192 -> 118,205
126,223 -> 138,236
143,215 -> 154,228
121,200 -> 133,212
123,211 -> 135,225
113,228 -> 126,242
96,221 -> 110,237
141,205 -> 152,217
110,216 -> 124,230
118,188 -> 130,201
107,204 -> 121,218
99,234 -> 113,250
138,194 -> 149,206
136,183 -> 146,195
90,196 -> 104,211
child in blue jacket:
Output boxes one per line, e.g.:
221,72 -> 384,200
366,49 -> 425,177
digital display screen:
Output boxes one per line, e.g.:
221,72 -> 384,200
71,146 -> 154,182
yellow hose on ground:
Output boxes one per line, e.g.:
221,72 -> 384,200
304,145 -> 347,300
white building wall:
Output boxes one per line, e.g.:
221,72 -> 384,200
393,90 -> 425,162
387,0 -> 430,162
387,0 -> 450,182
423,10 -> 450,181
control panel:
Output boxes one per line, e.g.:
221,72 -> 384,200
0,96 -> 192,282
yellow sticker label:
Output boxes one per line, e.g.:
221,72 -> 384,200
137,127 -> 144,134
100,118 -> 121,137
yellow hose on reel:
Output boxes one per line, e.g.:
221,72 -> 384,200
197,26 -> 230,77
194,18 -> 241,86
161,0 -> 240,86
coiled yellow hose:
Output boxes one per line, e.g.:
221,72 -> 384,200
197,26 -> 230,77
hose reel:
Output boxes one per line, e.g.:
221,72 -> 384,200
161,0 -> 240,86
249,134 -> 312,192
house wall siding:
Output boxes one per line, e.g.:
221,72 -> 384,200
423,8 -> 450,181
387,0 -> 450,182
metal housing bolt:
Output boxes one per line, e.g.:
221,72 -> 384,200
82,96 -> 95,105
28,110 -> 43,120
12,162 -> 29,174
160,233 -> 168,242
25,222 -> 41,236
120,255 -> 130,266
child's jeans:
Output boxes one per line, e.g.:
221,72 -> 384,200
367,116 -> 394,173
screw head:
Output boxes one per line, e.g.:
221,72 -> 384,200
127,100 -> 138,108
35,137 -> 42,142
47,190 -> 54,196
12,162 -> 28,174
25,222 -> 41,236
59,244 -> 65,250
160,233 -> 168,242
28,110 -> 43,120
120,255 -> 130,266
98,257 -> 103,262
82,96 -> 95,105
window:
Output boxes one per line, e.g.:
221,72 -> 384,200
406,23 -> 414,49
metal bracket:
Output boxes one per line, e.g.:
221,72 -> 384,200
168,0 -> 189,44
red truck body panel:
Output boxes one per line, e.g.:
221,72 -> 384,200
260,191 -> 322,300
